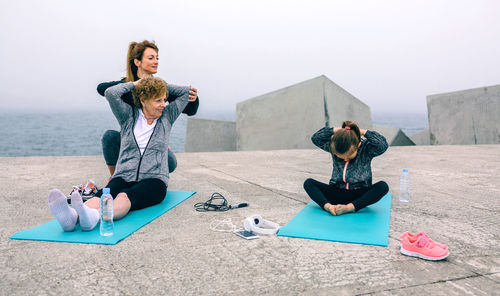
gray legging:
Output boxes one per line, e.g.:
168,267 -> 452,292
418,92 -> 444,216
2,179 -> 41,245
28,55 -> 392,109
101,130 -> 177,173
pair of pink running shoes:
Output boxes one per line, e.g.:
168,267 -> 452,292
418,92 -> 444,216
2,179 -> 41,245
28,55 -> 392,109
400,231 -> 449,261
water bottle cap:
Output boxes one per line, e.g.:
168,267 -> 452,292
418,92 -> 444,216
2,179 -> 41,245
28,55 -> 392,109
103,188 -> 110,194
402,168 -> 408,173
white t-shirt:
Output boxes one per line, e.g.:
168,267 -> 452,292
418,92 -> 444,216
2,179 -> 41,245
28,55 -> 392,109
134,109 -> 158,155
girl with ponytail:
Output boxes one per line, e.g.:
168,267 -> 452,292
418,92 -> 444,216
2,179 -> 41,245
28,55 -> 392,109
304,120 -> 389,216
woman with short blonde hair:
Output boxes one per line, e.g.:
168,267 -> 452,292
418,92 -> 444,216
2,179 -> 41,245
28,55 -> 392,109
48,77 -> 192,231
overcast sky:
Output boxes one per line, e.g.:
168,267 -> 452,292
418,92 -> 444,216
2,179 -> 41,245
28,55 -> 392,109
1,0 -> 499,115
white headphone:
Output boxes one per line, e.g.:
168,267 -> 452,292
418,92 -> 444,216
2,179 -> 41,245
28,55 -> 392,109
243,214 -> 280,235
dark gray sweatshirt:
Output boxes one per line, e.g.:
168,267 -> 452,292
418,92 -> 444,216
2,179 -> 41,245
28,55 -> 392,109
104,82 -> 190,186
312,127 -> 388,189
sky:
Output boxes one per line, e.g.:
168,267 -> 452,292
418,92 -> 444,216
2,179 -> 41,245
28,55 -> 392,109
1,0 -> 499,116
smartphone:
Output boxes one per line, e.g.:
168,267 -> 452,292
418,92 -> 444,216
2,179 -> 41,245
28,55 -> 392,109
233,229 -> 259,240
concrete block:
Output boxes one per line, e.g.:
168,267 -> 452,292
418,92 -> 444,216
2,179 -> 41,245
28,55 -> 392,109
372,125 -> 415,146
427,85 -> 500,145
236,75 -> 372,150
184,118 -> 236,152
410,129 -> 430,145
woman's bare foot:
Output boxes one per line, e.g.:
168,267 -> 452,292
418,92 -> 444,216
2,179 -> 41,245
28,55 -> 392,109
334,203 -> 355,215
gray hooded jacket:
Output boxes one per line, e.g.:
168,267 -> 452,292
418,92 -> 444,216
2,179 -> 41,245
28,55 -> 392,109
104,82 -> 190,186
312,127 -> 388,189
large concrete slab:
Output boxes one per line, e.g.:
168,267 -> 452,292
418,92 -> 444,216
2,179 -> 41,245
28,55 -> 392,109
427,84 -> 500,145
236,75 -> 372,150
410,129 -> 431,146
184,118 -> 236,152
372,125 -> 415,146
1,145 -> 499,295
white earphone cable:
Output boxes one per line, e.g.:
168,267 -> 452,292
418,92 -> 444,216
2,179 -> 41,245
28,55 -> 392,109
210,219 -> 238,232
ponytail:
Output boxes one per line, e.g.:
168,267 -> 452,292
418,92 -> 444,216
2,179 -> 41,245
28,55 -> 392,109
125,42 -> 138,82
341,121 -> 361,141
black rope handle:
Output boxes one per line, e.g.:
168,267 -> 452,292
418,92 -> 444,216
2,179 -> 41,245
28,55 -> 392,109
194,192 -> 230,212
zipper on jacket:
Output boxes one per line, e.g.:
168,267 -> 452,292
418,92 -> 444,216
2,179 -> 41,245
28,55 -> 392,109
343,161 -> 349,190
133,114 -> 160,181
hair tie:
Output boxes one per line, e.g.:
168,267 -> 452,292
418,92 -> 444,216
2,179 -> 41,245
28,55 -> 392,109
344,126 -> 351,130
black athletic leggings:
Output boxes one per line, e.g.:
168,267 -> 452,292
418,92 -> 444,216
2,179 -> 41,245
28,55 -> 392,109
98,177 -> 167,211
303,178 -> 389,211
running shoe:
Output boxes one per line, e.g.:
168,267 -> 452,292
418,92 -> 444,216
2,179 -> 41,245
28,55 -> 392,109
82,179 -> 98,197
67,180 -> 99,204
68,184 -> 84,196
400,233 -> 449,261
400,231 -> 447,249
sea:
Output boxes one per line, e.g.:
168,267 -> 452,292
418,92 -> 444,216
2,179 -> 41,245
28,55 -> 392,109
0,110 -> 428,157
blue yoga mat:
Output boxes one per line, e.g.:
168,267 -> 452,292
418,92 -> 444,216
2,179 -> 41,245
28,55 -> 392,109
278,194 -> 392,246
10,190 -> 196,245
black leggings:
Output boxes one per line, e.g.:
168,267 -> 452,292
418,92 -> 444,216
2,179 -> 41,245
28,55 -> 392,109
98,177 -> 167,211
303,178 -> 389,211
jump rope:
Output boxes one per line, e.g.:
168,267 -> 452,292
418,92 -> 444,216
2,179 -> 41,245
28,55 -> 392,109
194,192 -> 248,212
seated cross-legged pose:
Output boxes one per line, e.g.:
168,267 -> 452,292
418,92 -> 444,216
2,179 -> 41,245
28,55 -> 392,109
97,40 -> 199,176
48,77 -> 191,231
303,120 -> 389,216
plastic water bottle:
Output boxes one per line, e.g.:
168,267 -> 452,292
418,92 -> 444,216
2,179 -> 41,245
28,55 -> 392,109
100,188 -> 114,236
399,168 -> 410,202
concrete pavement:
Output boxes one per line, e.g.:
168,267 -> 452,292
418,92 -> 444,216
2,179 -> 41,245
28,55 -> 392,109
1,145 -> 499,295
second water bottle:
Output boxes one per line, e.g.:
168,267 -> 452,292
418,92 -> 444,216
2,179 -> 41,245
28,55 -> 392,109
399,168 -> 410,203
100,188 -> 114,236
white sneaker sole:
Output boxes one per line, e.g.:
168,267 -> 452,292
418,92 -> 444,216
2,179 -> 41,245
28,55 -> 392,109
400,246 -> 449,261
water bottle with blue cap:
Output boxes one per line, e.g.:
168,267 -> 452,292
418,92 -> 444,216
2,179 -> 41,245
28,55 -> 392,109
399,168 -> 410,202
100,188 -> 114,236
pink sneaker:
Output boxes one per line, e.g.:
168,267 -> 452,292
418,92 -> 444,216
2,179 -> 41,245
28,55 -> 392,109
401,231 -> 448,249
401,234 -> 449,261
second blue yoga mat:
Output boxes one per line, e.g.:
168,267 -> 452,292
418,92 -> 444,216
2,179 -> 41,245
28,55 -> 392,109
10,190 -> 196,245
278,194 -> 392,246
